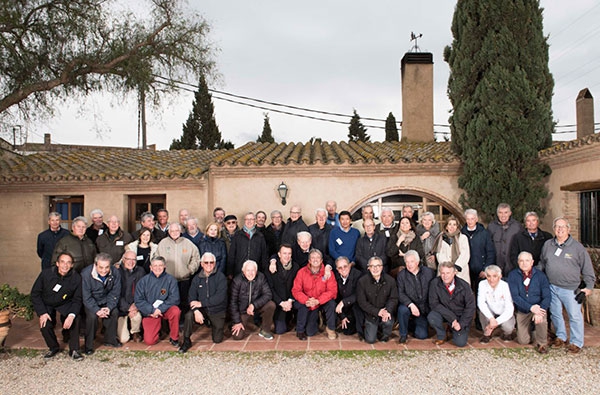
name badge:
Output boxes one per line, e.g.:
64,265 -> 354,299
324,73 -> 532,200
385,230 -> 390,237
152,300 -> 164,309
336,238 -> 343,245
554,248 -> 562,257
53,284 -> 62,292
116,241 -> 124,246
523,278 -> 531,287
98,229 -> 104,236
137,255 -> 144,261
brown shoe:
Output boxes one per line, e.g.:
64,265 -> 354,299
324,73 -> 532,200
433,339 -> 445,345
326,328 -> 338,340
132,333 -> 142,343
551,338 -> 565,348
536,344 -> 549,354
566,344 -> 581,354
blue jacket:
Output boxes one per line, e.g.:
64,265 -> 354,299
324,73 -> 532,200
199,236 -> 227,274
188,269 -> 228,315
329,226 -> 360,262
37,227 -> 69,270
461,223 -> 495,276
507,267 -> 551,313
134,270 -> 180,316
81,264 -> 121,314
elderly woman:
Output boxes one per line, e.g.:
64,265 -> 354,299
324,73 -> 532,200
416,212 -> 440,270
125,227 -> 158,273
434,216 -> 470,285
386,217 -> 425,277
199,222 -> 227,274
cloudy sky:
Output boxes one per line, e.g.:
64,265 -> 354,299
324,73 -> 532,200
13,0 -> 600,149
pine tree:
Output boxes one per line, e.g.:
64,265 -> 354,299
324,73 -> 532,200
348,109 -> 370,142
445,0 -> 553,221
257,113 -> 275,143
171,74 -> 227,150
385,112 -> 399,142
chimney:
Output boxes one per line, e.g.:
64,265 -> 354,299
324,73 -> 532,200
576,88 -> 594,139
401,52 -> 434,142
44,133 -> 51,147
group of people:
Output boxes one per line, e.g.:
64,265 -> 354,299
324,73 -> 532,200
32,201 -> 595,360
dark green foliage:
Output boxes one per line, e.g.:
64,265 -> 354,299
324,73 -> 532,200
385,112 -> 399,142
257,113 -> 275,143
445,0 -> 554,221
348,109 -> 370,142
0,284 -> 33,320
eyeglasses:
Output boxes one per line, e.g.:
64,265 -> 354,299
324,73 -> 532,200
123,258 -> 136,261
368,264 -> 383,268
290,211 -> 301,214
226,221 -> 236,224
202,261 -> 216,264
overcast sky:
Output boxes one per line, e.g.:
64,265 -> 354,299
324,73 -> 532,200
13,0 -> 600,149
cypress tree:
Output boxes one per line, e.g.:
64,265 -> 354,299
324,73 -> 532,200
348,109 -> 370,142
257,113 -> 275,143
445,0 -> 554,221
385,112 -> 399,142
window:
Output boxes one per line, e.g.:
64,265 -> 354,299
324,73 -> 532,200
128,195 -> 166,232
581,190 -> 599,247
50,196 -> 84,229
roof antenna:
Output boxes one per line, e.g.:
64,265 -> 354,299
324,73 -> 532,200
410,32 -> 423,52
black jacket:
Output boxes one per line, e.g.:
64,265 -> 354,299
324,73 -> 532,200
386,233 -> 425,270
199,236 -> 227,274
227,229 -> 268,276
335,267 -> 363,319
266,258 -> 300,305
355,232 -> 388,272
118,265 -> 145,315
37,227 -> 70,270
189,269 -> 228,315
396,265 -> 435,315
308,223 -> 332,260
281,217 -> 309,246
31,266 -> 82,317
264,223 -> 286,257
357,272 -> 398,321
428,276 -> 475,329
508,228 -> 552,271
96,228 -> 134,265
229,271 -> 272,324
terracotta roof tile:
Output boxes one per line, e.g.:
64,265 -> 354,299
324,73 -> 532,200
539,132 -> 600,157
0,141 -> 460,183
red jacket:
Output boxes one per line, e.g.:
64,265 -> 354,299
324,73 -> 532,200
292,265 -> 338,310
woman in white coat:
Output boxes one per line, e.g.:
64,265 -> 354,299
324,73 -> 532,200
434,216 -> 471,285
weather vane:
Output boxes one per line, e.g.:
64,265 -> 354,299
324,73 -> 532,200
410,32 -> 423,52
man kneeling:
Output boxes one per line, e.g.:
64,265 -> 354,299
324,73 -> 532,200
179,253 -> 228,353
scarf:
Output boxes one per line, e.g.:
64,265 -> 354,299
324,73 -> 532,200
395,229 -> 416,248
433,229 -> 461,264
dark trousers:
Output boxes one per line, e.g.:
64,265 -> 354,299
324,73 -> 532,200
177,279 -> 191,316
338,304 -> 364,337
273,307 -> 296,335
232,301 -> 276,340
294,299 -> 336,337
182,308 -> 226,343
84,307 -> 118,350
397,304 -> 429,339
364,316 -> 394,344
427,310 -> 469,347
40,311 -> 81,352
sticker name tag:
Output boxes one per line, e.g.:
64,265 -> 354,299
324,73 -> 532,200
53,284 -> 62,292
116,241 -> 124,246
523,278 -> 531,287
554,248 -> 562,257
336,238 -> 343,245
152,300 -> 164,309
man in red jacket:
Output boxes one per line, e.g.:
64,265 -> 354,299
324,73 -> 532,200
292,249 -> 338,340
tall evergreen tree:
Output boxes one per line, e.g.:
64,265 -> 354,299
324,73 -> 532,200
445,0 -> 554,221
257,113 -> 275,143
348,109 -> 370,142
171,74 -> 228,150
385,112 -> 399,142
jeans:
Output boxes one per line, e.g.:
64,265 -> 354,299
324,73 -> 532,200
294,300 -> 336,336
427,310 -> 469,347
550,284 -> 585,347
397,304 -> 429,339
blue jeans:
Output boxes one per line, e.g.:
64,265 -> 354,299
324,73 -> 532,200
427,310 -> 469,347
550,284 -> 585,347
294,300 -> 336,337
397,304 -> 429,339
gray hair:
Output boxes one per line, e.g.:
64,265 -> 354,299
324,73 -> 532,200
297,231 -> 312,242
72,216 -> 88,226
464,208 -> 478,219
186,217 -> 199,227
553,216 -> 570,229
270,210 -> 283,218
48,211 -> 61,219
314,208 -> 327,216
94,252 -> 113,265
151,256 -> 166,266
496,203 -> 511,212
524,211 -> 539,222
421,211 -> 435,224
200,252 -> 217,262
484,264 -> 502,276
361,204 -> 374,213
381,207 -> 394,215
242,260 -> 258,272
517,251 -> 533,261
335,256 -> 350,267
438,261 -> 456,271
140,211 -> 154,222
90,208 -> 103,217
367,256 -> 383,267
308,248 -> 323,260
404,249 -> 421,262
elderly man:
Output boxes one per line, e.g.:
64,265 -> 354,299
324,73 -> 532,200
325,200 -> 340,228
116,251 -> 145,344
376,207 -> 397,240
292,231 -> 313,268
220,214 -> 239,253
352,204 -> 380,235
154,208 -> 170,243
281,205 -> 309,245
81,253 -> 121,354
230,260 -> 275,340
357,256 -> 398,344
179,252 -> 228,352
96,215 -> 134,265
488,203 -> 523,277
37,211 -> 69,270
477,265 -> 515,343
508,251 -> 551,353
156,222 -> 200,315
266,244 -> 299,334
308,208 -> 333,259
402,204 -> 415,221
178,208 -> 190,231
131,211 -> 156,241
396,250 -> 434,343
86,208 -> 108,243
227,212 -> 268,276
355,218 -> 388,273
31,251 -> 83,360
264,210 -> 286,256
539,217 -> 596,354
52,216 -> 97,273
134,256 -> 181,346
334,256 -> 364,339
428,261 -> 476,347
509,211 -> 552,270
213,207 -> 226,226
292,249 -> 338,340
183,217 -> 204,249
328,211 -> 360,263
461,208 -> 496,290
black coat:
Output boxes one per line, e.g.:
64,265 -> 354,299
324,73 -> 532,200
396,265 -> 435,315
189,270 -> 228,315
229,271 -> 272,324
335,267 -> 363,319
308,223 -> 332,260
357,272 -> 398,321
227,229 -> 268,276
355,232 -> 388,272
428,276 -> 475,329
266,258 -> 299,322
118,265 -> 146,315
31,266 -> 82,317
37,227 -> 70,270
264,223 -> 286,257
508,228 -> 552,271
281,217 -> 309,246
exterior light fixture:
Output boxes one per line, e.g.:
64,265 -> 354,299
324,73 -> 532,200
277,182 -> 288,206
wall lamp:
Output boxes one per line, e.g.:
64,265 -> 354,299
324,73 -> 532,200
277,182 -> 288,206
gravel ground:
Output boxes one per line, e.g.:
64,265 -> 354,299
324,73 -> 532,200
1,348 -> 599,394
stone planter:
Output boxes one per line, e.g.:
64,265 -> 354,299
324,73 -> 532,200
585,289 -> 600,326
0,310 -> 11,348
